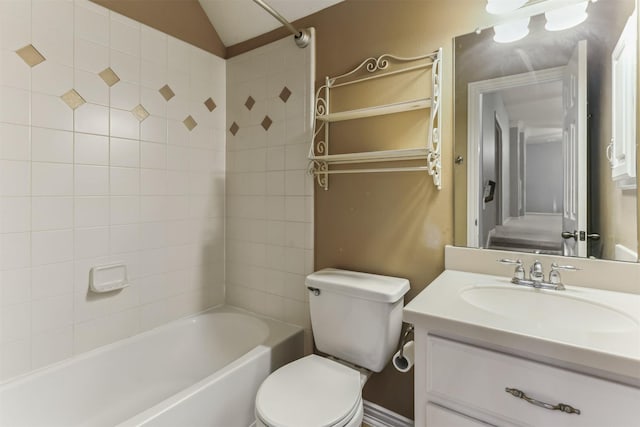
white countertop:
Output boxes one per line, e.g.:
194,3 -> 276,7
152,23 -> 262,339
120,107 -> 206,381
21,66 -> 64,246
404,270 -> 640,382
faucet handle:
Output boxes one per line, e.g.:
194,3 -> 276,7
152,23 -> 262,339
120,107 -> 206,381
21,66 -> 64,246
530,259 -> 544,282
497,258 -> 525,280
549,262 -> 580,286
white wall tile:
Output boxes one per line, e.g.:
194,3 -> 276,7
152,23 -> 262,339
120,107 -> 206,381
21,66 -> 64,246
0,232 -> 30,270
0,49 -> 31,90
75,133 -> 108,165
0,1 -> 30,51
140,169 -> 166,195
140,116 -> 166,143
140,141 -> 166,169
110,108 -> 139,140
31,294 -> 73,334
32,128 -> 73,163
32,197 -> 73,231
31,262 -> 74,300
31,326 -> 73,370
74,70 -> 109,106
74,38 -> 109,73
0,197 -> 30,233
0,86 -> 30,126
110,81 -> 139,111
75,103 -> 109,136
32,93 -> 73,131
31,230 -> 73,266
140,59 -> 166,89
167,37 -> 190,72
110,224 -> 139,253
32,0 -> 74,66
110,50 -> 140,84
74,227 -> 109,259
110,196 -> 139,225
75,197 -> 109,228
140,196 -> 167,222
74,1 -> 109,46
141,26 -> 167,64
110,167 -> 139,195
0,301 -> 30,343
32,61 -> 74,97
110,137 -> 140,168
0,124 -> 30,161
32,163 -> 73,196
0,269 -> 31,307
110,13 -> 140,57
75,165 -> 108,196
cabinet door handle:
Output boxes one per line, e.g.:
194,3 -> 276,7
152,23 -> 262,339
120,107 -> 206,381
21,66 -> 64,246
505,388 -> 581,415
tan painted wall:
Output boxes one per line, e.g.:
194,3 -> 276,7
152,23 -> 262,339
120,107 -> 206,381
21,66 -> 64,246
91,0 -> 226,57
230,0 -> 492,419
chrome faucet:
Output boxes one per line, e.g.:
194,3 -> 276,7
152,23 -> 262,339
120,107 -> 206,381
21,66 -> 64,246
498,259 -> 578,291
529,260 -> 544,284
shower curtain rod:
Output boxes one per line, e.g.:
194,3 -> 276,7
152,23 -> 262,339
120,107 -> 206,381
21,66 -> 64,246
252,0 -> 311,48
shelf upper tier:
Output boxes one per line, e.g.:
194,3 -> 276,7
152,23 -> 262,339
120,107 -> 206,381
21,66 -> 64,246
315,98 -> 431,122
310,147 -> 430,164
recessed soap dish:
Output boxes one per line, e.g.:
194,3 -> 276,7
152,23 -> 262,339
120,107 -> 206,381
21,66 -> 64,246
90,263 -> 129,293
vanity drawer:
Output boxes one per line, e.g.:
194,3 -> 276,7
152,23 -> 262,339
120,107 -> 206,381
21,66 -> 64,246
426,403 -> 492,427
426,336 -> 640,427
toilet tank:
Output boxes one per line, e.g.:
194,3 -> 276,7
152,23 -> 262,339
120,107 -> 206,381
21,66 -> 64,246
306,269 -> 410,372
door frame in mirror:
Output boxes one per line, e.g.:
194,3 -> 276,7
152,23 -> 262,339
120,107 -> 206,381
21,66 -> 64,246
467,66 -> 565,247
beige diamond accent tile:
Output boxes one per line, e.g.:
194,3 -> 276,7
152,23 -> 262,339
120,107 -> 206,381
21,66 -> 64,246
159,84 -> 175,101
99,67 -> 120,87
229,122 -> 239,136
261,116 -> 273,131
60,89 -> 86,110
183,115 -> 197,131
279,86 -> 292,103
204,97 -> 217,112
15,44 -> 46,67
131,104 -> 150,122
244,96 -> 255,110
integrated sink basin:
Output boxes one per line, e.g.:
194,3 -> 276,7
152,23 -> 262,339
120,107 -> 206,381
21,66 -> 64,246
403,269 -> 640,380
460,285 -> 640,334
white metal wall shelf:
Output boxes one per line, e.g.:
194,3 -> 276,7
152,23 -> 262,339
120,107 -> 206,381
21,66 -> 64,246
309,48 -> 443,190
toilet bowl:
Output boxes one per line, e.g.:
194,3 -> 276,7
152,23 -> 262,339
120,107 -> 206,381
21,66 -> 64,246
255,269 -> 410,427
255,355 -> 364,427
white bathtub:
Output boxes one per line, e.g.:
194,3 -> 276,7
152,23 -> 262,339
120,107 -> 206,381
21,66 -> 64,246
0,306 -> 303,427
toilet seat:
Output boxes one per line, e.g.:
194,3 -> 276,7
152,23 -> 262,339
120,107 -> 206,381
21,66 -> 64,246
255,355 -> 362,427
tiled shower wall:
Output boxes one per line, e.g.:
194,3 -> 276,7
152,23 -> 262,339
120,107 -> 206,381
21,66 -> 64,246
226,36 -> 314,351
0,0 -> 225,380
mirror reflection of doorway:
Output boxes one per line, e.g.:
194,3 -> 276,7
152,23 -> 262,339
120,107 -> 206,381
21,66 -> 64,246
479,79 -> 566,255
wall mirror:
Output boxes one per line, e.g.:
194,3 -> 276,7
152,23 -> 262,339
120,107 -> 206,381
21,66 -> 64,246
454,0 -> 639,262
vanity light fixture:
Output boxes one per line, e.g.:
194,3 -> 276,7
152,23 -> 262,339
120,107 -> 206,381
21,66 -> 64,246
484,0 -> 596,42
493,17 -> 530,43
486,0 -> 528,15
544,0 -> 589,31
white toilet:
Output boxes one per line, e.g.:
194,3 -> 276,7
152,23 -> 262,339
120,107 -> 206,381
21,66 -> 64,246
255,268 -> 410,427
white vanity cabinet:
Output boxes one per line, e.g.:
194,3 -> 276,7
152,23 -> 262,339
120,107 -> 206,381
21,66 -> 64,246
414,332 -> 640,427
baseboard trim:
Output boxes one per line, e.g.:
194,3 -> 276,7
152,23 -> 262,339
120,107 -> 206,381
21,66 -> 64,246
362,400 -> 414,427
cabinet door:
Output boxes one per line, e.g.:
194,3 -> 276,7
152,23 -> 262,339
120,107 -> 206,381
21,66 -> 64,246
610,11 -> 637,189
426,403 -> 496,427
426,336 -> 640,427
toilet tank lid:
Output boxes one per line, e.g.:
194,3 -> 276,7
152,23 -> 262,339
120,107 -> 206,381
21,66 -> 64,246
306,268 -> 410,303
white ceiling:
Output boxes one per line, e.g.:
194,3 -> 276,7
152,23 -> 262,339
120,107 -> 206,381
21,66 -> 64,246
199,0 -> 344,47
499,80 -> 564,129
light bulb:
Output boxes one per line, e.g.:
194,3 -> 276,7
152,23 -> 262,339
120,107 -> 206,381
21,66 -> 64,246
545,1 -> 589,31
493,17 -> 530,43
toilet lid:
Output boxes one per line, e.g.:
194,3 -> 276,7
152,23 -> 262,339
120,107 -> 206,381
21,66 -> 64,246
255,355 -> 362,427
